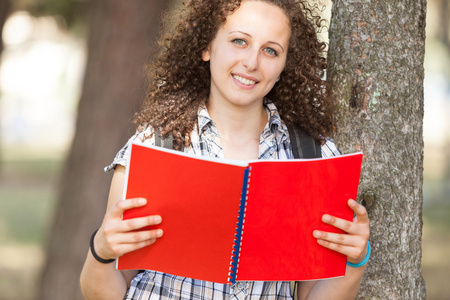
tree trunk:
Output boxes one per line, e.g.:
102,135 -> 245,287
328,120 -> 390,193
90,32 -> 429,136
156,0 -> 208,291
36,1 -> 171,299
0,0 -> 12,168
0,0 -> 11,52
439,0 -> 449,48
327,0 -> 427,299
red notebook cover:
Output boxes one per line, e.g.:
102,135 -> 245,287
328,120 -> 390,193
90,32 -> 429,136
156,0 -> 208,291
235,158 -> 359,281
117,143 -> 363,284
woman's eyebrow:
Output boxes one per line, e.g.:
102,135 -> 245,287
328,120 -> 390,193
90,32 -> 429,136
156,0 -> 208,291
228,30 -> 285,51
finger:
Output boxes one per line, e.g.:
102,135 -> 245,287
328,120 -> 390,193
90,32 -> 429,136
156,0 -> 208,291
316,239 -> 362,259
110,198 -> 147,218
317,238 -> 369,264
313,230 -> 365,248
101,228 -> 163,258
348,199 -> 369,224
120,215 -> 163,232
321,214 -> 357,235
110,238 -> 158,257
118,228 -> 164,244
322,212 -> 369,237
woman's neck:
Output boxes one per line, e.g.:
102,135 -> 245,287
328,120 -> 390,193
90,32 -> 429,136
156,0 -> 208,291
207,99 -> 268,160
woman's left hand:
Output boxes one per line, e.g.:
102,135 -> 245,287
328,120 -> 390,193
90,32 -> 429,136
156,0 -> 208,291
313,199 -> 370,264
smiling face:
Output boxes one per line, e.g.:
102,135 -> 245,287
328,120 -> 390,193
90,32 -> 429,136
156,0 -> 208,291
202,0 -> 291,110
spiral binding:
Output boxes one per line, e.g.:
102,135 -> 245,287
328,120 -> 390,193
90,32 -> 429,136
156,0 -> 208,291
227,166 -> 251,284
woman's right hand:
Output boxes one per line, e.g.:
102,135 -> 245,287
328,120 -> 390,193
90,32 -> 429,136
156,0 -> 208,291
94,197 -> 164,261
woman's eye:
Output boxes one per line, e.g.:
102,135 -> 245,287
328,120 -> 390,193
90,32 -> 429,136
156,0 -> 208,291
264,47 -> 278,56
232,39 -> 247,46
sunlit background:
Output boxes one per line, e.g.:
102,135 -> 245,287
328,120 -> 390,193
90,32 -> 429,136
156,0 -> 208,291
0,1 -> 449,299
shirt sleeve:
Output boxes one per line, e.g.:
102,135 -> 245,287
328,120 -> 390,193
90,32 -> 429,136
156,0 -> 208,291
320,138 -> 341,158
104,127 -> 155,172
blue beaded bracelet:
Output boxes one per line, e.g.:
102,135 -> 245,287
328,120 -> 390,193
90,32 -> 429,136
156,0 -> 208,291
346,241 -> 371,268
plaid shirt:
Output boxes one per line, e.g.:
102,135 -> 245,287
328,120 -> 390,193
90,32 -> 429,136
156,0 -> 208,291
107,100 -> 340,300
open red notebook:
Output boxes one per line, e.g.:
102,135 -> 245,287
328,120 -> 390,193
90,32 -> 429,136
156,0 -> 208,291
118,143 -> 363,284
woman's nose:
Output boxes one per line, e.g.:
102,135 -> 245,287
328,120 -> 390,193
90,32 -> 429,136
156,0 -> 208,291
242,49 -> 259,71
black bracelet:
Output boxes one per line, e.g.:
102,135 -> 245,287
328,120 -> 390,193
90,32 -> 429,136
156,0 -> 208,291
90,229 -> 116,264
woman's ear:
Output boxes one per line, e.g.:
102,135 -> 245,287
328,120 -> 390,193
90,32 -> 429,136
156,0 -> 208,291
202,47 -> 211,62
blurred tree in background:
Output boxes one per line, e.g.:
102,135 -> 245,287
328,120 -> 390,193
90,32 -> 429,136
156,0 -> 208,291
0,0 -> 12,52
436,0 -> 449,48
0,0 -> 12,168
16,0 -> 88,31
31,0 -> 87,29
35,1 -> 171,299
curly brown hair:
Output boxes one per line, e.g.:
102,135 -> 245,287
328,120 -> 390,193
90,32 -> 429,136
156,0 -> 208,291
134,0 -> 334,150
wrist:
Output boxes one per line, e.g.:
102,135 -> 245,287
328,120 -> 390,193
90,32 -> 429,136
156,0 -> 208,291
347,241 -> 370,268
90,229 -> 116,264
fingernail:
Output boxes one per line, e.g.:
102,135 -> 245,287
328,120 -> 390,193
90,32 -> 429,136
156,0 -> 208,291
138,198 -> 147,205
153,216 -> 162,224
322,215 -> 331,222
156,229 -> 163,237
313,230 -> 321,238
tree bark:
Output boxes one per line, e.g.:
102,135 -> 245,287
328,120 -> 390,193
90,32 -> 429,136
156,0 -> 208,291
327,0 -> 427,299
36,1 -> 171,299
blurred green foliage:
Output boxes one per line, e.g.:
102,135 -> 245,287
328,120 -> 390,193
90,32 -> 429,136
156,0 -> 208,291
0,159 -> 60,245
16,0 -> 88,30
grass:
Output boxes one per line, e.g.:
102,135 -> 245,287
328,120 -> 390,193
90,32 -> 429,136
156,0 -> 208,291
0,158 -> 60,300
0,159 -> 60,244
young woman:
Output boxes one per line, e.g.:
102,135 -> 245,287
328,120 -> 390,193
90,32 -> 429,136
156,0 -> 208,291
80,0 -> 370,299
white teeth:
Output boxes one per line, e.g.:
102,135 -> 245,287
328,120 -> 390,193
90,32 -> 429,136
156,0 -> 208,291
233,75 -> 256,85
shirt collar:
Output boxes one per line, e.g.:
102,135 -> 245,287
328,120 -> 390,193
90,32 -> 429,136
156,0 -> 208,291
263,98 -> 288,135
196,98 -> 288,135
197,106 -> 214,134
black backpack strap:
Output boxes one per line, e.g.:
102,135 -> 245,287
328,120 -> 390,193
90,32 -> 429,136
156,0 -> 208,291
155,127 -> 317,157
154,129 -> 184,151
288,126 -> 321,159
